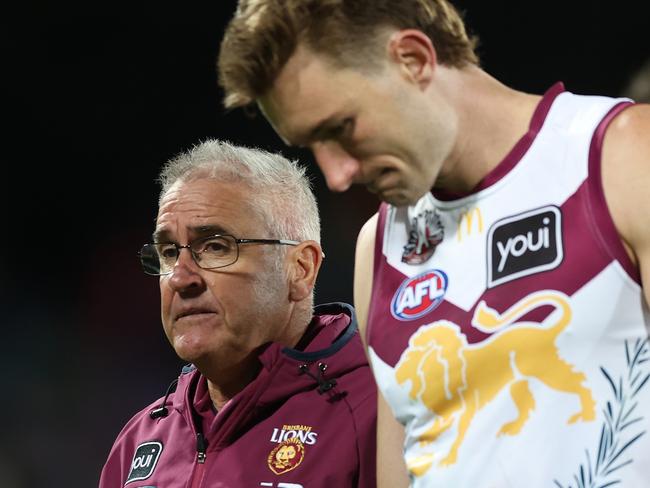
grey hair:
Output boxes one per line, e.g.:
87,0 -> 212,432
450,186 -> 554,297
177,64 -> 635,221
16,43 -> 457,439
158,139 -> 320,243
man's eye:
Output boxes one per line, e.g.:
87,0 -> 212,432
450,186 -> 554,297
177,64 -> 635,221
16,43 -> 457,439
202,238 -> 231,255
205,242 -> 226,252
340,118 -> 355,136
158,245 -> 178,259
328,117 -> 354,139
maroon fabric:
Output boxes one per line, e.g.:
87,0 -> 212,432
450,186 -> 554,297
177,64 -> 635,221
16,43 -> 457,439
586,101 -> 639,282
366,203 -> 389,347
99,304 -> 377,488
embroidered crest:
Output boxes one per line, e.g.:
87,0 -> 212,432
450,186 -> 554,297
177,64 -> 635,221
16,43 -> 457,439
267,438 -> 305,475
402,203 -> 444,265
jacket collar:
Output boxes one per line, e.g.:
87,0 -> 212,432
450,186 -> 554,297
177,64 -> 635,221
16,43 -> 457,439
171,302 -> 360,414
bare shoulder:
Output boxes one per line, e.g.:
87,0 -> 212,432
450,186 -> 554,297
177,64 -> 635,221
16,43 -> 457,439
603,102 -> 650,165
602,103 -> 650,251
356,213 -> 379,255
601,103 -> 650,303
354,213 -> 379,346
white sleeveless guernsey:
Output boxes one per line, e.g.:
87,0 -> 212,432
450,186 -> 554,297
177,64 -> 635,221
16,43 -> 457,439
367,83 -> 650,488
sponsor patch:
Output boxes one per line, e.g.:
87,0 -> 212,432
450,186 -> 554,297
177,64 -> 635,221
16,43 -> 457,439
267,438 -> 305,475
487,205 -> 563,288
391,270 -> 448,321
125,441 -> 163,485
457,207 -> 483,242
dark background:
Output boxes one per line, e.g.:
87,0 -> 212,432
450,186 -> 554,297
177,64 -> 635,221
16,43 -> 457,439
2,1 -> 648,486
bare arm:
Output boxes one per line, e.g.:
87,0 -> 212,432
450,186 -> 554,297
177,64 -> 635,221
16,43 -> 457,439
354,213 -> 410,488
377,391 -> 410,488
353,213 -> 378,347
601,103 -> 650,308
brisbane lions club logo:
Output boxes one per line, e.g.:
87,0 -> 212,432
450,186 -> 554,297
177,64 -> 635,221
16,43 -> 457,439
267,424 -> 317,475
267,438 -> 305,475
395,291 -> 595,476
391,270 -> 448,321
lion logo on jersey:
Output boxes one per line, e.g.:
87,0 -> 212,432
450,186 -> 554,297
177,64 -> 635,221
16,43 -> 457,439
395,291 -> 595,473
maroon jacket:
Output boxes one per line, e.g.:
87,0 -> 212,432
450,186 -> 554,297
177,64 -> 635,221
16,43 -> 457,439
99,303 -> 377,488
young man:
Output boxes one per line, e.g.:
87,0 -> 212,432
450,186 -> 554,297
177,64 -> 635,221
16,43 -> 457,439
99,140 -> 376,487
218,1 -> 650,487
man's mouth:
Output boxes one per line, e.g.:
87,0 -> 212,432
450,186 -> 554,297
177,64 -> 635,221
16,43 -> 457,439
175,308 -> 216,320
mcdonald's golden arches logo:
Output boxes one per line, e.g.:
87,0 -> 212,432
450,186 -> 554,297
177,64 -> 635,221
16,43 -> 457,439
457,207 -> 484,242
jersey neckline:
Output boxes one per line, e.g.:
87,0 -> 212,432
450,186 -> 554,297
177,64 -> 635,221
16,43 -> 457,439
432,81 -> 566,202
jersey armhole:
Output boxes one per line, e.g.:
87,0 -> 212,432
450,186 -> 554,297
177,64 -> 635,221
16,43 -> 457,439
586,101 -> 640,283
365,203 -> 389,344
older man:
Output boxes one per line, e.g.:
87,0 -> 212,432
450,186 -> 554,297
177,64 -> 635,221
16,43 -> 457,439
99,140 -> 376,487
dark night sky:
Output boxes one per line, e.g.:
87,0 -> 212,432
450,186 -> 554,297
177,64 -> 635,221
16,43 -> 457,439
1,1 -> 648,486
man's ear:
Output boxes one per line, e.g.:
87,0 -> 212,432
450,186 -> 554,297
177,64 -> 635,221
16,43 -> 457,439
387,29 -> 437,89
287,240 -> 323,302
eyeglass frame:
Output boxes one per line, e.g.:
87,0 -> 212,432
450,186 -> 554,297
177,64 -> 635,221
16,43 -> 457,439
138,234 -> 301,276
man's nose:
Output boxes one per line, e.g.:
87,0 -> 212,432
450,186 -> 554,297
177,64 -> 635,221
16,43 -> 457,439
166,248 -> 203,292
311,142 -> 361,192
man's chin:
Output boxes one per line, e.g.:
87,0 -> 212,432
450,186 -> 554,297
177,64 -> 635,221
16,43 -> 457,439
172,338 -> 211,365
380,189 -> 426,207
174,349 -> 206,365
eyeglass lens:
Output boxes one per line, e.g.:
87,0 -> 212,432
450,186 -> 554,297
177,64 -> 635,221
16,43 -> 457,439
140,235 -> 239,275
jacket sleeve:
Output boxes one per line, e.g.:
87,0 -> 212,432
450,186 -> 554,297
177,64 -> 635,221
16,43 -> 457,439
99,427 -> 133,488
98,405 -> 154,488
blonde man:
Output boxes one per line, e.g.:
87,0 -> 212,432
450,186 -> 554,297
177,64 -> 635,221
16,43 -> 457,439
218,1 -> 650,487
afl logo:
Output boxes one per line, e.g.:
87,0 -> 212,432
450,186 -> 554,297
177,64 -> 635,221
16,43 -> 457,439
391,270 -> 448,321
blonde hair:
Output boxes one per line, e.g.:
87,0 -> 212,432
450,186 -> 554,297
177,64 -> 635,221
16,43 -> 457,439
218,0 -> 479,109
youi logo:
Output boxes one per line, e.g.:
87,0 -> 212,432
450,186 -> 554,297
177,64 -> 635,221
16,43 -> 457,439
391,270 -> 448,321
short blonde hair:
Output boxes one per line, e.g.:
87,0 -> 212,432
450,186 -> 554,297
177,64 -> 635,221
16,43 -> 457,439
218,0 -> 479,109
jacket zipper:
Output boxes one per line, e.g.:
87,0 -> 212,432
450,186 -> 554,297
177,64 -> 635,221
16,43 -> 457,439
190,432 -> 207,488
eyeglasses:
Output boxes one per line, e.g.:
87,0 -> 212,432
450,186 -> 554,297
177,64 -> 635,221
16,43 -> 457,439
138,234 -> 300,276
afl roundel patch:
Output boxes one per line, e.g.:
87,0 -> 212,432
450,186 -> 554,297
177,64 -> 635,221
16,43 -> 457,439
390,269 -> 448,321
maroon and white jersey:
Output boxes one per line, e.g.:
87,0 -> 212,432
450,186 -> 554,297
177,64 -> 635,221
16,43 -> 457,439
367,83 -> 650,487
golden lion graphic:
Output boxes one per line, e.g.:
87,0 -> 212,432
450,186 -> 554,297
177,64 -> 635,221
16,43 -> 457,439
267,438 -> 305,475
395,291 -> 595,472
